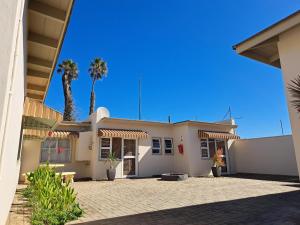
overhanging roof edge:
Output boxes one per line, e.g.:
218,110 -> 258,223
233,10 -> 300,53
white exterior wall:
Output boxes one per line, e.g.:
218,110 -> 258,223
77,131 -> 92,161
0,0 -> 27,224
92,120 -> 175,180
230,135 -> 298,176
83,109 -> 236,180
173,125 -> 190,174
277,25 -> 300,177
184,124 -> 233,176
20,138 -> 91,182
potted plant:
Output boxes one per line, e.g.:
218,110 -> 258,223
211,148 -> 224,177
106,152 -> 117,181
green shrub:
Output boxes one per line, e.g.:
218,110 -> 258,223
23,165 -> 83,225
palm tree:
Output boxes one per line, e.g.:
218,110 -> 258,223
88,57 -> 108,115
288,75 -> 300,113
57,59 -> 79,121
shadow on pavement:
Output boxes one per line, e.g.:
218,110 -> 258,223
73,190 -> 300,225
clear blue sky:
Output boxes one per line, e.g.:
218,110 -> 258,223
46,0 -> 300,138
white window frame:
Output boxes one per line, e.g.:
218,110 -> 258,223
99,137 -> 112,160
164,138 -> 173,155
40,139 -> 71,163
152,137 -> 161,155
200,138 -> 210,159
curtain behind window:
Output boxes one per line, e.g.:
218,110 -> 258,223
40,139 -> 71,163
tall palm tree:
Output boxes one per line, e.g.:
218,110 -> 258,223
88,57 -> 108,115
288,75 -> 300,113
57,59 -> 79,121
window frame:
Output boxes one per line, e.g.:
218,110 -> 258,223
164,138 -> 174,155
151,137 -> 162,155
99,137 -> 112,160
200,138 -> 210,159
40,138 -> 71,163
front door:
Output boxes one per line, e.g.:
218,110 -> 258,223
215,139 -> 228,173
123,139 -> 137,177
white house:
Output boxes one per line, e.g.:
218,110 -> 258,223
20,107 -> 240,180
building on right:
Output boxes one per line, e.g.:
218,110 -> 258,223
233,10 -> 300,177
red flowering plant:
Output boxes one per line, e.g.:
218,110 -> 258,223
213,148 -> 225,167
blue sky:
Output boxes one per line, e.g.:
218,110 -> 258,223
46,0 -> 300,138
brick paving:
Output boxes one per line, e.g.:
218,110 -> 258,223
8,175 -> 300,225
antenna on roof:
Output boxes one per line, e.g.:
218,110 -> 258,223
280,120 -> 284,135
138,79 -> 142,120
223,106 -> 232,120
168,115 -> 171,123
222,106 -> 243,121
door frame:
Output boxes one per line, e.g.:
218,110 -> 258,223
122,138 -> 138,178
214,139 -> 230,174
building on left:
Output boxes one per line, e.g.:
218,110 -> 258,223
0,0 -> 74,224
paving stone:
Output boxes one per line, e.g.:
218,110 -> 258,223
8,176 -> 300,225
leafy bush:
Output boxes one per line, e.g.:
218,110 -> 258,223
23,165 -> 83,225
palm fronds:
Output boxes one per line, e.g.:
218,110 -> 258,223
88,57 -> 108,80
288,75 -> 300,113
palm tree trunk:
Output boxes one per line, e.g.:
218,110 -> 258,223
62,74 -> 74,121
89,79 -> 96,115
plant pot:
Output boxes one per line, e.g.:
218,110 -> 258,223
106,168 -> 116,181
211,166 -> 222,177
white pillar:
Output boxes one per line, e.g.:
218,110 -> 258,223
277,25 -> 300,177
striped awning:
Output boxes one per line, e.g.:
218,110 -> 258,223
23,129 -> 78,140
23,97 -> 63,129
98,128 -> 148,139
198,130 -> 240,140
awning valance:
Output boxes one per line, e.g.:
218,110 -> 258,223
98,128 -> 148,139
198,130 -> 240,140
23,97 -> 63,130
23,129 -> 78,140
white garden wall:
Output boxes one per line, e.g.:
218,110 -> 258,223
231,135 -> 298,176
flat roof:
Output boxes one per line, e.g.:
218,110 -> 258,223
233,10 -> 300,68
100,117 -> 237,128
26,0 -> 74,102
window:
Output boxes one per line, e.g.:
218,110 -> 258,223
99,138 -> 111,159
152,138 -> 161,154
200,139 -> 209,159
40,139 -> 71,163
208,139 -> 216,159
112,137 -> 122,159
164,138 -> 173,154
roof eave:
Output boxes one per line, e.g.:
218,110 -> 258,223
233,10 -> 300,54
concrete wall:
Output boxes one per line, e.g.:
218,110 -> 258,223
277,25 -> 300,177
0,0 -> 26,224
20,137 -> 91,182
230,135 -> 298,176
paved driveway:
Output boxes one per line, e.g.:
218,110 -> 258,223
68,175 -> 300,225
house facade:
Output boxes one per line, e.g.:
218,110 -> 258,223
20,107 -> 240,181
